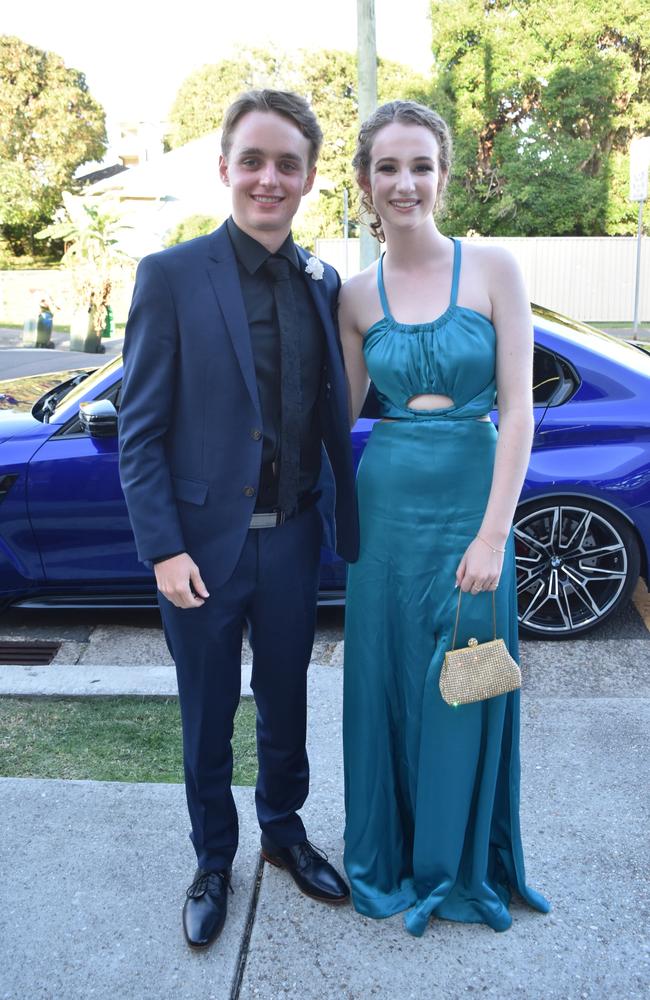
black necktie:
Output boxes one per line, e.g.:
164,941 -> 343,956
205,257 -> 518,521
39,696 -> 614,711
264,255 -> 302,515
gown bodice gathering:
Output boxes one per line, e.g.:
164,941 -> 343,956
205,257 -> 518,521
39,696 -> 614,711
363,238 -> 497,421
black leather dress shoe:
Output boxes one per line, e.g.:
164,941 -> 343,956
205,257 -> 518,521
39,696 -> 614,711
260,834 -> 350,903
182,868 -> 232,948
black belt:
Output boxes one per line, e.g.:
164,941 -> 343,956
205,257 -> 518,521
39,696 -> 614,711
249,491 -> 321,529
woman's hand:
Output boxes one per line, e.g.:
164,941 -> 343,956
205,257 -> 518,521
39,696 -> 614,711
455,536 -> 505,594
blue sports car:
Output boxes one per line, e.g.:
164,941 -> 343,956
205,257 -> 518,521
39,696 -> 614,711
1,306 -> 648,638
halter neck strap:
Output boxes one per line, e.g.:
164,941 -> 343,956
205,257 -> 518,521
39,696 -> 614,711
449,238 -> 461,308
376,239 -> 461,317
376,253 -> 392,319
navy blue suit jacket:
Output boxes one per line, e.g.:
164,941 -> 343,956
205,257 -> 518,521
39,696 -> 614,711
118,222 -> 359,587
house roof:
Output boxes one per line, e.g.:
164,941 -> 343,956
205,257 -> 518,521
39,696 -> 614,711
77,163 -> 129,186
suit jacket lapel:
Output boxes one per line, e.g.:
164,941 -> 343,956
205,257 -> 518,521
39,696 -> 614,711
296,247 -> 339,356
205,224 -> 261,416
205,233 -> 344,422
296,247 -> 348,415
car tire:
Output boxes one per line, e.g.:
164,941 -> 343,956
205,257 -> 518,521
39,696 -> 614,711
514,495 -> 641,639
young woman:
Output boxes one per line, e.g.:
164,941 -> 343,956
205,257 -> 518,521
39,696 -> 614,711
340,101 -> 550,937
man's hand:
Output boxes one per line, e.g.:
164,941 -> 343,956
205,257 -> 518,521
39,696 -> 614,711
154,553 -> 209,609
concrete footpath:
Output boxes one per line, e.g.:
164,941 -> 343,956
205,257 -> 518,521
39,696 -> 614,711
1,653 -> 649,1000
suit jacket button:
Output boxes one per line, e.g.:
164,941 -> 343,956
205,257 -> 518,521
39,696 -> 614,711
250,428 -> 262,441
243,486 -> 256,497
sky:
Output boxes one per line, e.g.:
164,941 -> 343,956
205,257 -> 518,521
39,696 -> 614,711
2,0 -> 433,144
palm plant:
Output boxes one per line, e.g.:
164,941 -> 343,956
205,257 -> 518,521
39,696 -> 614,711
37,193 -> 133,351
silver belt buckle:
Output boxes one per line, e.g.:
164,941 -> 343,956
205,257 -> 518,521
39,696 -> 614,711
249,511 -> 280,529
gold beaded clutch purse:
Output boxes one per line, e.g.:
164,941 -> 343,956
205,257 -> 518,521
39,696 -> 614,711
439,591 -> 521,706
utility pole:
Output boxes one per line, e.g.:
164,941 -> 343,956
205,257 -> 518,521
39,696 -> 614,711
357,0 -> 379,270
629,136 -> 650,337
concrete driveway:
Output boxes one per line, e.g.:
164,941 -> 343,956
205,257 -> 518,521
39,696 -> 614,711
0,603 -> 649,1000
0,326 -> 123,379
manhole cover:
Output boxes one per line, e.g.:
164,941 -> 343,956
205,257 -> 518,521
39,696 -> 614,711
0,641 -> 61,665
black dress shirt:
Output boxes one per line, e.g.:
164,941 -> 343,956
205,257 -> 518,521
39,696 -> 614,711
226,217 -> 325,509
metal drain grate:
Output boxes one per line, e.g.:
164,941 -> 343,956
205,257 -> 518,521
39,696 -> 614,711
0,641 -> 61,665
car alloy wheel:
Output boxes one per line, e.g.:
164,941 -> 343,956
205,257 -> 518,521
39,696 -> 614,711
514,496 -> 640,638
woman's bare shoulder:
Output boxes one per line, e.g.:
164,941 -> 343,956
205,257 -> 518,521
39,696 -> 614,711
339,261 -> 382,330
461,240 -> 522,278
340,261 -> 380,300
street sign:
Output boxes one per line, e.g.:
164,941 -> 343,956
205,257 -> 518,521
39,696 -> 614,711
630,136 -> 650,202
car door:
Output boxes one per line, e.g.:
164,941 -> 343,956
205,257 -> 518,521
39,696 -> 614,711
26,375 -> 151,585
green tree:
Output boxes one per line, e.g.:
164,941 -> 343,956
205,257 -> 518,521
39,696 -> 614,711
166,48 -> 291,149
300,50 -> 433,237
164,214 -> 222,247
429,0 -> 650,236
0,36 -> 107,255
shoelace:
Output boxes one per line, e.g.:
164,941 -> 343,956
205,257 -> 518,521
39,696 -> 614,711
186,870 -> 234,899
295,840 -> 329,873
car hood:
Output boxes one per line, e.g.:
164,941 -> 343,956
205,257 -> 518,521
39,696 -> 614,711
0,408 -> 46,443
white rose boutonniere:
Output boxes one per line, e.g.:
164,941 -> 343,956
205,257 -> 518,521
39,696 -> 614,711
305,255 -> 325,281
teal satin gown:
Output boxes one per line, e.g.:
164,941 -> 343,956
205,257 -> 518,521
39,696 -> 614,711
343,239 -> 550,937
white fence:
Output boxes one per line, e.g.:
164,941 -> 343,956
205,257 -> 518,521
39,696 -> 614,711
2,236 -> 648,328
315,236 -> 650,323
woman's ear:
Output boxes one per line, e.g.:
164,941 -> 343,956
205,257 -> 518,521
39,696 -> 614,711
357,171 -> 372,199
437,170 -> 448,200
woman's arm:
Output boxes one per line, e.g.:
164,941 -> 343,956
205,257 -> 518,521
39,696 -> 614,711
338,278 -> 371,427
456,248 -> 534,592
480,247 -> 535,544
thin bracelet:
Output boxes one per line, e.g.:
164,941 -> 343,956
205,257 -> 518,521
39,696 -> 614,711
476,533 -> 506,554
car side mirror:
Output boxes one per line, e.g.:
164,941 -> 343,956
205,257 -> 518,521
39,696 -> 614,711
79,399 -> 118,438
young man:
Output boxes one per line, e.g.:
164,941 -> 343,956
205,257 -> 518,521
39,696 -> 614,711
118,90 -> 358,949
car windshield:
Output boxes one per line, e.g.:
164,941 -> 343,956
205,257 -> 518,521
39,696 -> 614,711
53,355 -> 123,420
0,370 -> 90,414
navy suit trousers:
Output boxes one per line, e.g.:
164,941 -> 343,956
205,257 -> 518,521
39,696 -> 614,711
159,507 -> 322,872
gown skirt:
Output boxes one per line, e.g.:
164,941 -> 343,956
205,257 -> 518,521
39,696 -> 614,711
343,417 -> 550,936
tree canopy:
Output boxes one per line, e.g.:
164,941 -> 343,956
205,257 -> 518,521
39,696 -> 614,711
0,35 -> 107,254
164,213 -> 222,247
429,0 -> 650,236
167,17 -> 649,240
166,49 -> 289,150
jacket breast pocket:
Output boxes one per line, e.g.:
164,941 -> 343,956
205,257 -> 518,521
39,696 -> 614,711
171,475 -> 209,506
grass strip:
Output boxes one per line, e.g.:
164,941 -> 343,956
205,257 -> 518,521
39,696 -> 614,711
0,696 -> 257,785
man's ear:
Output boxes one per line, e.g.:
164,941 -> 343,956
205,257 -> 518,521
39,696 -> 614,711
219,155 -> 230,187
302,165 -> 317,196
